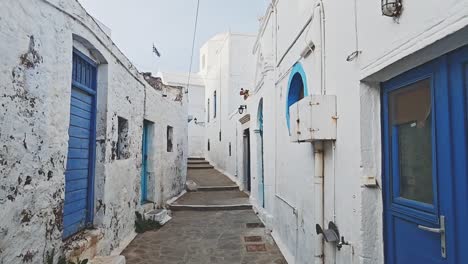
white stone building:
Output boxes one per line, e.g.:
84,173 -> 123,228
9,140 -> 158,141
240,0 -> 468,264
159,72 -> 206,158
0,0 -> 187,263
200,32 -> 257,189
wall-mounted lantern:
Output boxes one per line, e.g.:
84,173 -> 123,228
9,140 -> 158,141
238,105 -> 247,115
381,0 -> 402,17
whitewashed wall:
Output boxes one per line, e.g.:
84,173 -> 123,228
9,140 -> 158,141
201,33 -> 256,185
248,0 -> 468,264
0,0 -> 187,263
159,72 -> 205,158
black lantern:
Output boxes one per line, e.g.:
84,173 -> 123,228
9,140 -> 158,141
381,0 -> 402,17
238,105 -> 247,115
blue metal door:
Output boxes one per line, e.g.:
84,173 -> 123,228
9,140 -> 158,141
141,121 -> 150,203
383,47 -> 468,263
63,49 -> 97,239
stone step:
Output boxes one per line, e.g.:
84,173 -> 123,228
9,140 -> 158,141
168,204 -> 252,211
188,157 -> 205,161
188,164 -> 215,169
198,185 -> 239,191
90,256 -> 125,264
187,160 -> 210,165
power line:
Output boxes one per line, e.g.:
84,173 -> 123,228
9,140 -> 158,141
186,0 -> 201,94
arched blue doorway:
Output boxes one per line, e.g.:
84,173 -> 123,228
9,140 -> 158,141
286,63 -> 308,132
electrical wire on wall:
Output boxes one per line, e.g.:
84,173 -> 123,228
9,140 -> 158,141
186,0 -> 201,94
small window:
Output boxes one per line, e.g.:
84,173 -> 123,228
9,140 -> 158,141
229,142 -> 232,156
219,131 -> 221,141
117,117 -> 130,160
207,99 -> 210,123
207,139 -> 210,151
167,126 -> 173,152
213,91 -> 217,119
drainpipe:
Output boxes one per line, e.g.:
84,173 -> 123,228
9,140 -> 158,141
314,141 -> 325,264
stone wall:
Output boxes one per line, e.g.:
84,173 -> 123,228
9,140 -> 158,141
0,0 -> 187,263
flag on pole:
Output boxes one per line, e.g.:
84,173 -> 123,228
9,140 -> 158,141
152,44 -> 161,57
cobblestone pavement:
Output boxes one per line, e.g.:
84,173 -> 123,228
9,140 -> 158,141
122,210 -> 287,264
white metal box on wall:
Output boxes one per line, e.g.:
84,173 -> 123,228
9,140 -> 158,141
289,95 -> 337,142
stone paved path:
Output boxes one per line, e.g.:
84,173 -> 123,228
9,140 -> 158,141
122,210 -> 287,264
188,168 -> 237,187
122,162 -> 287,264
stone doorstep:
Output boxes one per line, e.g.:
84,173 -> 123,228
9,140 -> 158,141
64,229 -> 104,261
144,209 -> 172,225
90,256 -> 125,264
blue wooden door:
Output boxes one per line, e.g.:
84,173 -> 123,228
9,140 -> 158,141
141,121 -> 150,203
383,47 -> 468,263
63,49 -> 97,239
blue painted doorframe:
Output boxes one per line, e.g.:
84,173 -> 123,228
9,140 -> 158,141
141,121 -> 150,203
257,99 -> 265,208
63,49 -> 97,239
382,46 -> 468,264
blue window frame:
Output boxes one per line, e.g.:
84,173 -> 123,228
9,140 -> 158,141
286,63 -> 308,131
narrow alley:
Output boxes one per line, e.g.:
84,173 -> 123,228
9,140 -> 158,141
2,0 -> 468,264
122,159 -> 286,264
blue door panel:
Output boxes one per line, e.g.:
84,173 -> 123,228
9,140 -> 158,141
66,158 -> 89,170
68,126 -> 90,139
71,98 -> 92,112
63,220 -> 86,239
68,137 -> 90,149
71,90 -> 93,104
65,189 -> 87,204
68,148 -> 89,159
63,209 -> 87,228
63,50 -> 97,239
65,170 -> 88,181
393,217 -> 444,264
70,115 -> 91,129
70,106 -> 92,120
65,179 -> 88,192
63,199 -> 87,216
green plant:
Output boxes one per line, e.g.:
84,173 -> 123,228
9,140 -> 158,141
68,258 -> 88,264
45,249 -> 54,264
135,211 -> 161,233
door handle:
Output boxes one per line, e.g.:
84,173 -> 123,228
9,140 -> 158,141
417,216 -> 446,259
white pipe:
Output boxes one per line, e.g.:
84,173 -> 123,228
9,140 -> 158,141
314,141 -> 325,264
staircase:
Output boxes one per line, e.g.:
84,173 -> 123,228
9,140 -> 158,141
187,157 -> 214,170
168,158 -> 251,211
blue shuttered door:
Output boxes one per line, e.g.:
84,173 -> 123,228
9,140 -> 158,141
63,50 -> 97,239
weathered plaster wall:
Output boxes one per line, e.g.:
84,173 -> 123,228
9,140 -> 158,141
159,72 -> 204,158
0,0 -> 187,263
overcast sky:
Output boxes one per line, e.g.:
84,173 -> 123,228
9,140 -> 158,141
78,0 -> 268,74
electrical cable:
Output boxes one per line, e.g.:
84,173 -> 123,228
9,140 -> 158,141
186,0 -> 201,94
